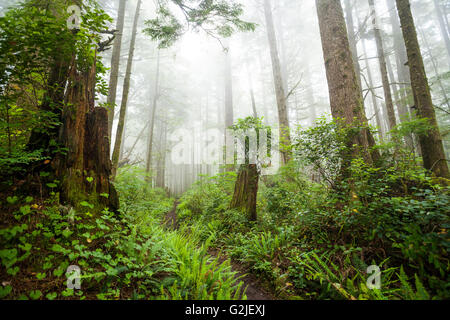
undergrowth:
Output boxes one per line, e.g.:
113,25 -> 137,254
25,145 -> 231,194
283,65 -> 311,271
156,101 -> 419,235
175,119 -> 450,300
0,166 -> 245,300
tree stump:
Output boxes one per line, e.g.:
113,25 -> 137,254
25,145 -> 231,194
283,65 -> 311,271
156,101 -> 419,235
230,164 -> 259,221
55,59 -> 119,213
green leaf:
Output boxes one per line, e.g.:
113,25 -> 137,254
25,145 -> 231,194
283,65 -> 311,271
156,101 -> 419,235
61,289 -> 74,297
80,201 -> 94,209
0,286 -> 12,299
62,228 -> 73,238
19,243 -> 32,252
19,205 -> 31,215
6,196 -> 18,204
7,266 -> 19,276
46,292 -> 58,300
29,290 -> 42,300
36,272 -> 46,280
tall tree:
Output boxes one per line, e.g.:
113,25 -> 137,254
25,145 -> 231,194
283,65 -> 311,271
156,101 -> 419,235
344,0 -> 363,92
316,0 -> 379,166
433,0 -> 450,65
245,61 -> 258,118
396,0 -> 449,178
304,64 -> 317,127
156,119 -> 167,189
223,44 -> 234,170
263,0 -> 291,164
417,25 -> 450,112
111,0 -> 142,179
386,0 -> 414,148
145,50 -> 161,179
274,0 -> 289,103
361,35 -> 386,141
369,0 -> 397,132
225,46 -> 234,131
107,0 -> 126,139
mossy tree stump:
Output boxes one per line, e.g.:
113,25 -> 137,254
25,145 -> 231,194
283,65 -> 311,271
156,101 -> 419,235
55,58 -> 119,213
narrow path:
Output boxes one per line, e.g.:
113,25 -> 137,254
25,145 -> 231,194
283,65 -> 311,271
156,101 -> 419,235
208,248 -> 275,300
164,200 -> 179,230
163,201 -> 275,300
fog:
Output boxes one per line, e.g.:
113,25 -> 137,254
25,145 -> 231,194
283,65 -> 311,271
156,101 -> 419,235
98,0 -> 450,194
2,0 -> 448,195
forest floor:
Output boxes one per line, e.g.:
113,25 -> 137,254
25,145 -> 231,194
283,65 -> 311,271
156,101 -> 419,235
163,202 -> 275,300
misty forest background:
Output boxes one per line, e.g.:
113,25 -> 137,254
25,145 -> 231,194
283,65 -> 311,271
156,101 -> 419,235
0,0 -> 449,300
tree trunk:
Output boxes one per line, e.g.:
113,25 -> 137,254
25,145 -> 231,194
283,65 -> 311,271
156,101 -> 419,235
107,0 -> 126,139
56,57 -> 119,213
224,43 -> 235,171
361,36 -> 385,141
316,0 -> 380,166
119,110 -> 127,162
264,0 -> 291,165
246,62 -> 258,118
396,0 -> 449,178
369,0 -> 397,132
274,0 -> 289,104
156,119 -> 167,189
386,0 -> 414,149
230,164 -> 259,221
433,0 -> 450,66
257,51 -> 270,125
304,64 -> 317,127
111,0 -> 142,179
146,50 -> 161,179
344,0 -> 363,92
125,120 -> 149,160
418,25 -> 450,112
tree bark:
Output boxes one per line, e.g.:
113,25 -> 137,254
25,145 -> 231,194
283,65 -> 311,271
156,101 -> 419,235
264,0 -> 291,165
316,0 -> 379,166
230,164 -> 259,221
396,0 -> 449,178
386,0 -> 414,149
56,57 -> 119,213
344,0 -> 363,92
107,0 -> 126,139
111,0 -> 142,179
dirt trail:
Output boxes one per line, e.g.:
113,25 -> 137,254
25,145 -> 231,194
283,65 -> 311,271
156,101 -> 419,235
208,248 -> 275,300
164,201 -> 179,230
163,201 -> 275,300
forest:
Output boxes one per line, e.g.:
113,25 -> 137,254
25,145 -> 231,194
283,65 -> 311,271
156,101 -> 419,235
0,0 -> 449,302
